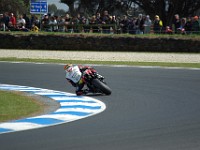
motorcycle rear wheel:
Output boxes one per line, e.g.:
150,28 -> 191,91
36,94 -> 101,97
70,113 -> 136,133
92,79 -> 112,95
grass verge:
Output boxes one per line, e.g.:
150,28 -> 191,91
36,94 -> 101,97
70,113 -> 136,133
0,57 -> 200,68
0,91 -> 43,122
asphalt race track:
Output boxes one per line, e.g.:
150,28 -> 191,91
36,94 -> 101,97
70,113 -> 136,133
0,62 -> 200,150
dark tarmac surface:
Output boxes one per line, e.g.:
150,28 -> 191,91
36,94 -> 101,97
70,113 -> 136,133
0,62 -> 200,150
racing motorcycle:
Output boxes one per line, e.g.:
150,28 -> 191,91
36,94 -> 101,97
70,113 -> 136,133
82,68 -> 112,95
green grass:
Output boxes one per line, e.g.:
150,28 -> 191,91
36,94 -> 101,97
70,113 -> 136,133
0,91 -> 43,122
0,57 -> 200,68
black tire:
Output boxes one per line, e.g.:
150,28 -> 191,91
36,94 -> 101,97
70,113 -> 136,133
92,79 -> 112,95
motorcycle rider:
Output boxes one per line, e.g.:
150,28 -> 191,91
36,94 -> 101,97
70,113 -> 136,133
64,64 -> 96,96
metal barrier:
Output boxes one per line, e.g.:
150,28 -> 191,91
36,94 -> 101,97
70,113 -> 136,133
42,24 -> 200,35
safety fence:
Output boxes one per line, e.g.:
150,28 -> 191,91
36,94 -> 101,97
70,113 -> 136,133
40,24 -> 200,35
1,23 -> 200,35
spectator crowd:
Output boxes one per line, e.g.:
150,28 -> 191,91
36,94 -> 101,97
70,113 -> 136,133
0,10 -> 200,35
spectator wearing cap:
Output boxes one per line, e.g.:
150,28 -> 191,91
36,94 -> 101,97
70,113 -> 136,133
153,15 -> 163,34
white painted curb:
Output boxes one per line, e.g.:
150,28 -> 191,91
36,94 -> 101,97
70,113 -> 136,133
0,84 -> 106,134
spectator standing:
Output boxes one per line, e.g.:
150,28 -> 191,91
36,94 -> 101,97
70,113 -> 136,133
173,14 -> 181,33
135,14 -> 143,34
96,13 -> 102,24
184,17 -> 193,34
110,15 -> 117,34
0,14 -> 3,22
17,14 -> 26,28
65,14 -> 72,32
192,16 -> 200,34
177,18 -> 186,34
9,13 -> 16,27
71,16 -> 80,33
30,14 -> 35,27
0,22 -> 6,31
57,16 -> 65,32
34,16 -> 40,29
136,14 -> 145,34
41,14 -> 49,31
115,16 -> 121,34
49,16 -> 58,32
30,14 -> 40,29
0,14 -> 6,31
76,14 -> 86,32
23,14 -> 30,29
101,10 -> 111,33
128,17 -> 137,34
95,13 -> 103,33
119,15 -> 129,34
153,15 -> 163,34
144,15 -> 152,34
81,16 -> 90,33
3,12 -> 10,28
76,13 -> 82,24
89,15 -> 99,33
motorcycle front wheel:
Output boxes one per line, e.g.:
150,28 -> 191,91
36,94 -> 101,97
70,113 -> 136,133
92,79 -> 112,95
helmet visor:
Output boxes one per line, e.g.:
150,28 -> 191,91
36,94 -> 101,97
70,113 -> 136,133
66,66 -> 73,72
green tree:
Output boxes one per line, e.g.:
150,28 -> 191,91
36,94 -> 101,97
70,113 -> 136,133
48,4 -> 58,14
48,4 -> 67,16
22,0 -> 30,7
0,0 -> 28,14
61,0 -> 76,14
60,0 -> 200,26
129,0 -> 200,26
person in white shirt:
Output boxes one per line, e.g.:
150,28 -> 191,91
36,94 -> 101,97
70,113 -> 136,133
17,15 -> 26,28
49,16 -> 58,32
144,15 -> 152,34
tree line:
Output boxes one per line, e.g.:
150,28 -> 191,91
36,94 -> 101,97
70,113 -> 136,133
61,0 -> 200,26
0,0 -> 29,15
